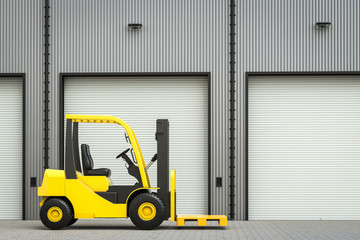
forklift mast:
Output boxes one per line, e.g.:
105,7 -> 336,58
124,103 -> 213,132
156,119 -> 170,219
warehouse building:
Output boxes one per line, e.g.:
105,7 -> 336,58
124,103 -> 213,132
0,0 -> 359,220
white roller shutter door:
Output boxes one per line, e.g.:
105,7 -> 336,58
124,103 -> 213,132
65,76 -> 208,215
249,76 -> 360,220
0,78 -> 22,219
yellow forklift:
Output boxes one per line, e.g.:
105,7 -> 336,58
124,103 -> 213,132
38,114 -> 227,230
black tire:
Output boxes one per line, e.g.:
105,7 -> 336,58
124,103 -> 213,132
40,198 -> 73,230
129,193 -> 165,230
67,217 -> 78,226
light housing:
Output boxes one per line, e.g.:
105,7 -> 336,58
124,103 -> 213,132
316,22 -> 331,29
128,23 -> 143,30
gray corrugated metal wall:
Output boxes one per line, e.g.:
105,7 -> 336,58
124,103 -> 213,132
48,0 -> 230,216
236,0 -> 360,220
0,0 -> 43,220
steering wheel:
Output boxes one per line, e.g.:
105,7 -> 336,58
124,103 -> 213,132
116,148 -> 130,159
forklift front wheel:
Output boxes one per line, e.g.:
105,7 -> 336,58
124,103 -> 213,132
129,193 -> 165,230
40,198 -> 73,230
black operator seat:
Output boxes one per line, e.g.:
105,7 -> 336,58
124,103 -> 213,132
81,144 -> 111,177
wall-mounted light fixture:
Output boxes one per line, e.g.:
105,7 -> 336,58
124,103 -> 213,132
316,22 -> 331,29
128,23 -> 143,30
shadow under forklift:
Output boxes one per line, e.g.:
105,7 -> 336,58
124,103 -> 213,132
38,114 -> 227,230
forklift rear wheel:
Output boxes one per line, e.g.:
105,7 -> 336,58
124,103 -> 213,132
40,198 -> 73,230
129,193 -> 165,230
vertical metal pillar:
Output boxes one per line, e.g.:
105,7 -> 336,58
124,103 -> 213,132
229,0 -> 236,220
44,0 -> 50,169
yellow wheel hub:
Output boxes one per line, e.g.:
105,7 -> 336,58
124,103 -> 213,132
47,206 -> 63,222
138,202 -> 156,221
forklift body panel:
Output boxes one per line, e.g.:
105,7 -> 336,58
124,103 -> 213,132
38,169 -> 157,219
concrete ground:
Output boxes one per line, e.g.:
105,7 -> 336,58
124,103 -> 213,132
1,219 -> 360,240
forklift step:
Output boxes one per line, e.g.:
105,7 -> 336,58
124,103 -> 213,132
176,215 -> 227,226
